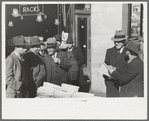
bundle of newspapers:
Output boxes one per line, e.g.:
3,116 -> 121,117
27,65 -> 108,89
36,82 -> 94,98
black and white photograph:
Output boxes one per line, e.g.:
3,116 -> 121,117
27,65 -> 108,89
2,1 -> 148,120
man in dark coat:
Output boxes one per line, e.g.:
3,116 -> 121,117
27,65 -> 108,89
65,36 -> 79,85
66,35 -> 86,88
6,35 -> 30,98
104,30 -> 127,97
43,37 -> 71,86
108,39 -> 144,97
23,36 -> 46,93
38,37 -> 48,57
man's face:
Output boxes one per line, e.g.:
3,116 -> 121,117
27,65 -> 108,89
67,44 -> 73,49
114,40 -> 125,50
47,47 -> 55,55
18,47 -> 27,55
31,46 -> 40,54
40,44 -> 46,51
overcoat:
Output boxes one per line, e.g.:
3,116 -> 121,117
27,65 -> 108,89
71,47 -> 86,86
6,52 -> 23,98
6,52 -> 35,98
23,50 -> 46,88
66,50 -> 79,81
112,57 -> 144,97
43,51 -> 71,86
104,47 -> 127,97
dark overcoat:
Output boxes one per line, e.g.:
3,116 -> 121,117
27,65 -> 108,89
23,50 -> 46,88
104,47 -> 127,97
72,47 -> 86,86
43,51 -> 71,86
66,50 -> 79,81
112,57 -> 144,97
6,52 -> 35,98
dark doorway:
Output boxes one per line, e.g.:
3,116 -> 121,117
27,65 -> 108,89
77,17 -> 87,66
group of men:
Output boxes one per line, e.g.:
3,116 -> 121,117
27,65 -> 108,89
6,30 -> 144,98
104,30 -> 144,97
6,34 -> 86,98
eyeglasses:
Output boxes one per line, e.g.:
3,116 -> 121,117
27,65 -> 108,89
114,40 -> 125,44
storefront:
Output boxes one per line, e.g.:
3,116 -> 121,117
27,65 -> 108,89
6,4 -> 91,77
4,3 -> 145,97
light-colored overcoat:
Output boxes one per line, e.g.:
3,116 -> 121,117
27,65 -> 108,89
6,52 -> 22,98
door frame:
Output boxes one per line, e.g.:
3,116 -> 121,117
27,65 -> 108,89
74,14 -> 91,77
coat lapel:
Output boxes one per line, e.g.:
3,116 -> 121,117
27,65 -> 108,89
113,48 -> 126,65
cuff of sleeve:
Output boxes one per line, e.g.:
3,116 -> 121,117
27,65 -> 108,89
16,81 -> 22,90
111,71 -> 118,79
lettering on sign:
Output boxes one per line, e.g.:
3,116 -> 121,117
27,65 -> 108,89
20,4 -> 43,15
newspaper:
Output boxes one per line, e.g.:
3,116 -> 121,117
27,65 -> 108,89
99,62 -> 111,77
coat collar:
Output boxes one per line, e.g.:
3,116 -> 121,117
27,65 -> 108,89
111,47 -> 127,65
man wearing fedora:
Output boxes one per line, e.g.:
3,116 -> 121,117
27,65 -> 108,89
54,34 -> 62,49
38,36 -> 48,57
66,35 -> 87,91
23,36 -> 46,96
6,35 -> 29,98
43,37 -> 71,85
108,39 -> 144,97
104,30 -> 127,97
66,35 -> 79,85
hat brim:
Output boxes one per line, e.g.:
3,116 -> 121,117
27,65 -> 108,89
8,43 -> 27,47
47,44 -> 56,48
29,43 -> 41,47
111,37 -> 126,41
56,40 -> 62,42
129,37 -> 140,41
59,45 -> 68,49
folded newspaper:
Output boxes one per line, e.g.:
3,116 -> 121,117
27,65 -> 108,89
99,62 -> 111,77
61,83 -> 79,93
72,92 -> 94,98
36,82 -> 94,98
99,62 -> 115,79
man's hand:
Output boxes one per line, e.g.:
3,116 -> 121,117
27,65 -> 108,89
54,58 -> 61,64
108,65 -> 116,70
108,68 -> 115,75
107,65 -> 116,75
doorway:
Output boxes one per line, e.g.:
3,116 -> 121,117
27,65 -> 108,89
75,14 -> 91,77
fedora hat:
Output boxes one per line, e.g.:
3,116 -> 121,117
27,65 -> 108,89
9,35 -> 28,47
67,35 -> 73,44
46,37 -> 57,48
125,40 -> 142,55
54,34 -> 62,42
111,30 -> 127,41
129,36 -> 144,43
29,36 -> 42,47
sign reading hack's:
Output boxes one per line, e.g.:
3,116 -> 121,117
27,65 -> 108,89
20,4 -> 43,15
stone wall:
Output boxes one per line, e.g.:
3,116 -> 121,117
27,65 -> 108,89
91,3 -> 123,97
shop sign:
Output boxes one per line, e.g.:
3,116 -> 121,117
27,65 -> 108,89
20,4 -> 43,15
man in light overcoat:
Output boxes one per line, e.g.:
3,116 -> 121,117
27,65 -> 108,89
6,35 -> 29,98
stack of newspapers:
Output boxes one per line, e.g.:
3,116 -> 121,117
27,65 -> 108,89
36,82 -> 94,98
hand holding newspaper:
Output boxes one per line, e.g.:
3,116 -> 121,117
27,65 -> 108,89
99,62 -> 115,79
